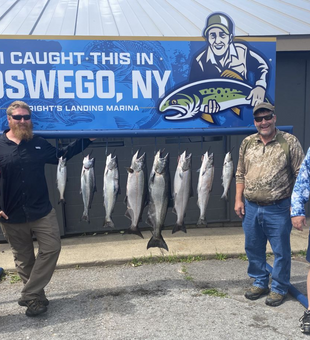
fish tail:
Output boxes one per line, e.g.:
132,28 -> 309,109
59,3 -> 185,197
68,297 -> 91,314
197,217 -> 207,227
126,225 -> 144,239
172,222 -> 187,234
81,211 -> 90,223
103,219 -> 115,228
221,192 -> 229,200
147,235 -> 168,251
58,198 -> 66,205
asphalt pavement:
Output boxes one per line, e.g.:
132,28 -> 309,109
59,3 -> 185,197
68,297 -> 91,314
0,224 -> 310,339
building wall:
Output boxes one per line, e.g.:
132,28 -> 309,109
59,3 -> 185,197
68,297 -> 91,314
43,51 -> 310,236
1,50 -> 309,241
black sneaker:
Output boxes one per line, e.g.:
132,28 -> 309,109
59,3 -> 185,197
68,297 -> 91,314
22,299 -> 48,317
245,286 -> 270,300
300,310 -> 310,333
265,291 -> 286,307
18,297 -> 49,307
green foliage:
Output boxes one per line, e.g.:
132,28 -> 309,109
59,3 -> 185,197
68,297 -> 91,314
215,252 -> 227,261
298,250 -> 307,257
180,265 -> 193,281
201,288 -> 227,298
184,275 -> 194,281
130,254 -> 203,267
238,254 -> 248,261
9,273 -> 22,284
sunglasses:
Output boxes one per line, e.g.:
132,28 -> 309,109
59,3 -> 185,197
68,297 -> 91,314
254,113 -> 274,123
9,114 -> 31,121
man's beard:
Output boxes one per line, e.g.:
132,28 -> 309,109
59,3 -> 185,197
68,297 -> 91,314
10,121 -> 33,141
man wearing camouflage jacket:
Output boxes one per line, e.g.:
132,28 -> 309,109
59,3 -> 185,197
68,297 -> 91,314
234,102 -> 304,307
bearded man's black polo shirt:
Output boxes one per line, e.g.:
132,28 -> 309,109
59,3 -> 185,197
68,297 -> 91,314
0,130 -> 91,224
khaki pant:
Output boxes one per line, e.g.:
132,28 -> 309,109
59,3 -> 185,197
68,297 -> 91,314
1,209 -> 61,301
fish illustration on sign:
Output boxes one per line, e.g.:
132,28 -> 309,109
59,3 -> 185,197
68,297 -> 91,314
159,78 -> 252,124
158,12 -> 272,126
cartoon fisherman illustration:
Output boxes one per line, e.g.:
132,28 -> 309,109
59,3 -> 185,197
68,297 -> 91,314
159,12 -> 270,124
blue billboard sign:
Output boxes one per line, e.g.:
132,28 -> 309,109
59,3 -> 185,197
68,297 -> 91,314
0,16 -> 276,133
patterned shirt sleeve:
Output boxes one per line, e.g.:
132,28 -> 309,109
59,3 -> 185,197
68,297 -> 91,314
291,147 -> 310,217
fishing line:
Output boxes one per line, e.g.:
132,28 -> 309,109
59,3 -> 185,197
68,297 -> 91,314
56,139 -> 59,159
154,136 -> 157,155
105,139 -> 108,156
130,137 -> 134,156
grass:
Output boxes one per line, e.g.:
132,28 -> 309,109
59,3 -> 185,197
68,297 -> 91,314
9,273 -> 22,284
238,254 -> 248,261
298,250 -> 307,257
201,288 -> 227,298
215,252 -> 227,261
184,275 -> 194,281
180,265 -> 194,281
130,254 -> 203,267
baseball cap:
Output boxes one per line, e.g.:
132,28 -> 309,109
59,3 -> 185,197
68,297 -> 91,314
253,102 -> 275,115
204,13 -> 234,36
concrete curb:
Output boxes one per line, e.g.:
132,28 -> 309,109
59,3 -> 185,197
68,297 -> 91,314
1,225 -> 309,271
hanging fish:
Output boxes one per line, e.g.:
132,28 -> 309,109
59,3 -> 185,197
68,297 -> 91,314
221,151 -> 234,200
57,156 -> 67,204
146,150 -> 171,251
103,153 -> 120,228
124,150 -> 147,239
80,154 -> 96,223
172,151 -> 193,234
197,151 -> 214,226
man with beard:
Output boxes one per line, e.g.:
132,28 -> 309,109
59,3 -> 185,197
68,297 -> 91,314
0,101 -> 93,317
234,102 -> 304,306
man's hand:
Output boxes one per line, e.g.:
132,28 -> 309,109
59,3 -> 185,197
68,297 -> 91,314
291,216 -> 307,231
204,99 -> 220,114
234,200 -> 245,219
0,210 -> 9,220
246,86 -> 266,107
